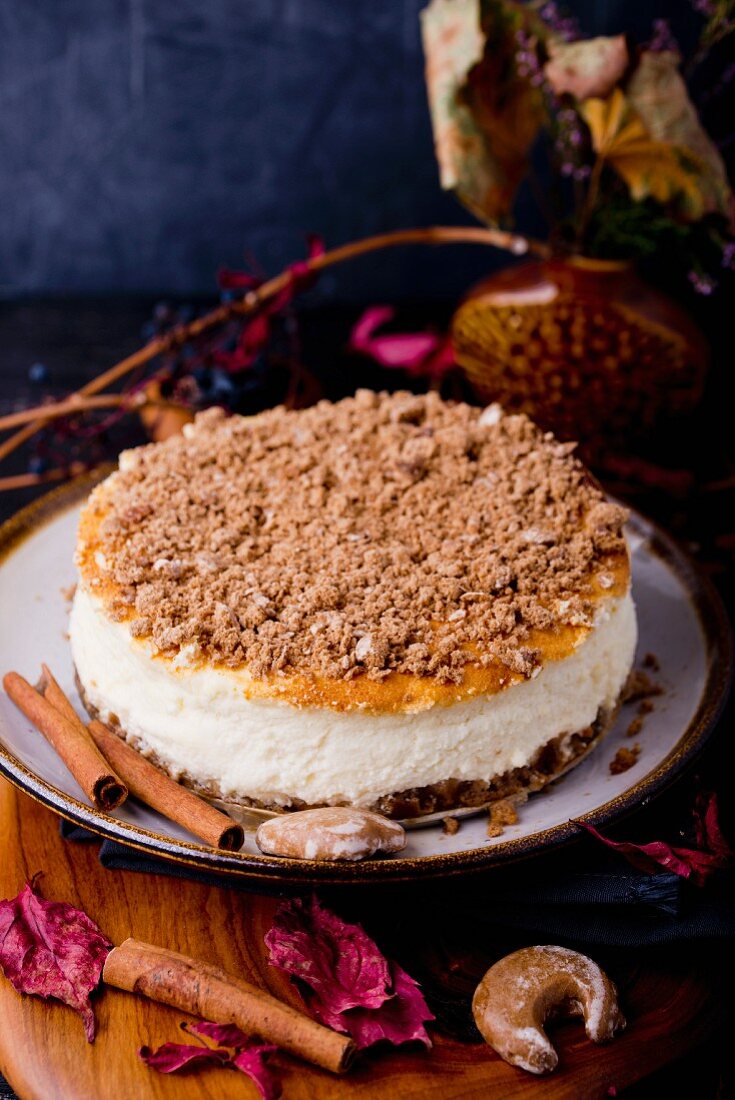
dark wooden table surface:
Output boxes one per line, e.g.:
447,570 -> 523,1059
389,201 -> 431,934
1,296 -> 734,1099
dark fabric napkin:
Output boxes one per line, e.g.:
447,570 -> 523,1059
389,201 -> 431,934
59,817 -> 735,946
59,819 -> 288,894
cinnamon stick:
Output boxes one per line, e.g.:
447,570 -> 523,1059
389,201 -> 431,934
38,662 -> 98,730
87,719 -> 244,852
2,671 -> 128,811
103,938 -> 355,1074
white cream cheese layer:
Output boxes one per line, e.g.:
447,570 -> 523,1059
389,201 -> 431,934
70,585 -> 637,808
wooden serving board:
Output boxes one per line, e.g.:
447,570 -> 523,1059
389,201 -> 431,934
0,778 -> 723,1100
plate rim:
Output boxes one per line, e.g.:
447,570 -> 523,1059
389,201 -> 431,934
0,472 -> 731,885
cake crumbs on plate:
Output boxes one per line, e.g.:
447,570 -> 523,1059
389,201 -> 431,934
626,716 -> 644,739
487,798 -> 519,838
80,391 -> 629,684
442,816 -> 460,836
643,652 -> 661,672
609,744 -> 641,775
623,669 -> 662,704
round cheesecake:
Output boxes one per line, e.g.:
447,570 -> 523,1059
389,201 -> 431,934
70,391 -> 637,817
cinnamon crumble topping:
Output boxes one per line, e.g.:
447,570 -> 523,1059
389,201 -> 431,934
81,391 -> 628,683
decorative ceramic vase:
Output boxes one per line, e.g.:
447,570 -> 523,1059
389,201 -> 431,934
451,257 -> 709,458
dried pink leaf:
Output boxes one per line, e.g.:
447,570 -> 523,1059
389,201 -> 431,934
350,306 -> 454,378
265,895 -> 433,1050
140,1043 -> 230,1073
186,1019 -> 252,1048
265,895 -> 390,1015
575,813 -> 732,887
232,1044 -> 282,1100
142,1024 -> 281,1099
694,790 -> 732,862
0,880 -> 111,1042
333,961 -> 434,1050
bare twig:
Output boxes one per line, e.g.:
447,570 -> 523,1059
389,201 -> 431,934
0,462 -> 89,492
0,226 -> 547,473
0,392 -> 188,432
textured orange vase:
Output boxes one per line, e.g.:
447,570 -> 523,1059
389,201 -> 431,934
451,257 -> 709,457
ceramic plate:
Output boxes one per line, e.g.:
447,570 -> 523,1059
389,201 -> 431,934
0,475 -> 731,885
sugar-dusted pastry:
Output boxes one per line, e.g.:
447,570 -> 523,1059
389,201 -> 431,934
472,945 -> 625,1074
255,807 -> 406,861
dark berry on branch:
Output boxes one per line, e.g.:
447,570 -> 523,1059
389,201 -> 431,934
28,362 -> 48,384
28,454 -> 48,475
210,369 -> 236,400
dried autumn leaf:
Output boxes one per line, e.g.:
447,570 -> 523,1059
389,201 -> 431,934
0,880 -> 111,1042
232,1045 -> 282,1100
627,51 -> 733,221
349,306 -> 455,378
421,0 -> 545,222
575,806 -> 733,888
330,961 -> 435,1050
186,1019 -> 253,1047
693,790 -> 733,863
265,895 -> 391,1017
581,88 -> 705,216
265,895 -> 434,1049
140,1043 -> 230,1073
142,1022 -> 282,1099
544,34 -> 628,101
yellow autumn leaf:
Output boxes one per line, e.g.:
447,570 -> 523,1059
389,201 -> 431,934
581,88 -> 706,218
582,88 -> 630,152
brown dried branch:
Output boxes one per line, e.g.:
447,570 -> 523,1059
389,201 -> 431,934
0,463 -> 90,493
0,393 -> 187,433
0,225 -> 546,478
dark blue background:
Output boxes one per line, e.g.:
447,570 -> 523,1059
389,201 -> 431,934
0,1 -> 706,299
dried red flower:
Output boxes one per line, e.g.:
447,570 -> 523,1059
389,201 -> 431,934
265,895 -> 433,1049
0,879 -> 111,1041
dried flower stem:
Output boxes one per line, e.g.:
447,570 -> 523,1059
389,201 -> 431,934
0,226 -> 547,475
576,155 -> 605,249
